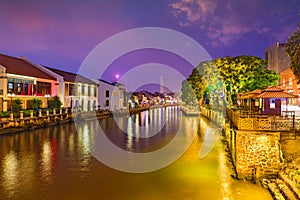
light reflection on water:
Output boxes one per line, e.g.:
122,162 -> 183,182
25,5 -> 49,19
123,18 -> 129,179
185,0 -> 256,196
0,106 -> 272,200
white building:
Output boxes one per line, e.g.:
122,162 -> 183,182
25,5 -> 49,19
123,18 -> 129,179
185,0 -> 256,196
96,80 -> 125,111
44,67 -> 98,112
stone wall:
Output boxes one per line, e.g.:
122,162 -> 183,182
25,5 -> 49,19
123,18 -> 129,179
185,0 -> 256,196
235,130 -> 282,179
280,132 -> 300,164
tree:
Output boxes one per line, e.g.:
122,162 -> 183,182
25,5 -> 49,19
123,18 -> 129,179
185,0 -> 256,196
215,55 -> 279,107
286,24 -> 300,81
30,98 -> 42,111
12,99 -> 22,117
181,79 -> 197,106
49,96 -> 62,109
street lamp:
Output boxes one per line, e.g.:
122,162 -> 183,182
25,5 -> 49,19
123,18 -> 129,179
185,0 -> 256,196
7,93 -> 15,113
45,94 -> 50,109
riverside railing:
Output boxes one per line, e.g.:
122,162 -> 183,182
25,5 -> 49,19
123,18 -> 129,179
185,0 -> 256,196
226,109 -> 300,131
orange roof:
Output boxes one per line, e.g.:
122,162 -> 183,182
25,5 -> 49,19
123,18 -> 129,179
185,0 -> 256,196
239,89 -> 262,99
256,86 -> 297,98
262,86 -> 284,92
256,91 -> 297,99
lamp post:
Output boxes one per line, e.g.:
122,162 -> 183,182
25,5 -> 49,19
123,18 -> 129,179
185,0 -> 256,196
7,93 -> 15,113
45,94 -> 50,109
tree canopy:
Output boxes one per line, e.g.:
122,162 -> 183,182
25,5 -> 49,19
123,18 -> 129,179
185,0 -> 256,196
286,24 -> 300,81
181,55 -> 279,108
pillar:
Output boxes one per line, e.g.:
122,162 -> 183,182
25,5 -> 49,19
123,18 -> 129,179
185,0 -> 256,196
30,110 -> 34,118
20,111 -> 24,120
39,109 -> 42,117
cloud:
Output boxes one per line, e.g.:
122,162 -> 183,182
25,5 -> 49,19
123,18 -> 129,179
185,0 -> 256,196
169,0 -> 300,47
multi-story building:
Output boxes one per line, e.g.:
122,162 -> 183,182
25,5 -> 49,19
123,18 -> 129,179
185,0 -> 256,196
96,79 -> 125,111
44,67 -> 98,112
265,42 -> 291,73
0,53 -> 99,112
265,42 -> 299,106
0,54 -> 59,111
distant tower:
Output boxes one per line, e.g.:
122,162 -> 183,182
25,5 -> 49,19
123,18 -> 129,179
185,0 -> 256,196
160,76 -> 164,94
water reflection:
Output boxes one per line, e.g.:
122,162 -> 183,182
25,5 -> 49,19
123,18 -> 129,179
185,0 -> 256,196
0,106 -> 273,200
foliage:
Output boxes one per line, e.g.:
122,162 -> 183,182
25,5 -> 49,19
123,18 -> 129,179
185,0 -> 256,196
23,110 -> 31,117
215,55 -> 279,107
181,79 -> 198,106
181,56 -> 279,108
0,111 -> 10,118
286,24 -> 300,82
187,67 -> 207,102
12,99 -> 22,117
49,96 -> 62,109
30,98 -> 42,111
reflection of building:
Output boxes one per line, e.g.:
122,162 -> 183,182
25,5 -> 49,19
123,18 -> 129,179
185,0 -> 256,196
265,42 -> 300,106
96,80 -> 125,111
44,67 -> 98,112
0,54 -> 58,111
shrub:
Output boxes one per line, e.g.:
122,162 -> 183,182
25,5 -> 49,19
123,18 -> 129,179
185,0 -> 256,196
23,110 -> 31,117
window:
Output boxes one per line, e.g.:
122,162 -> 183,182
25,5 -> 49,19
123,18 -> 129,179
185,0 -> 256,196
289,77 -> 293,86
106,90 -> 109,97
94,87 -> 97,97
88,86 -> 91,96
282,78 -> 285,87
69,84 -> 75,96
37,82 -> 51,96
81,85 -> 85,96
8,82 -> 14,93
270,99 -> 275,109
106,100 -> 109,107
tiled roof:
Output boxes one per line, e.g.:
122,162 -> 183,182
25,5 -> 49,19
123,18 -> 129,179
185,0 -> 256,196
256,91 -> 297,99
240,89 -> 262,99
45,66 -> 97,85
262,86 -> 284,92
0,54 -> 56,80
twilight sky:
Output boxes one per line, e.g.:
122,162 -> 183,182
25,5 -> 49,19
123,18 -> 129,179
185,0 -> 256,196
1,0 -> 300,91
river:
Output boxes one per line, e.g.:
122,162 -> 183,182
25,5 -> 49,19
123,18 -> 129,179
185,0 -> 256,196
0,106 -> 273,200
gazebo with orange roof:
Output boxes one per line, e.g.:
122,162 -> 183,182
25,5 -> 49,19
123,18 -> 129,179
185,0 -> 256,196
255,86 -> 297,116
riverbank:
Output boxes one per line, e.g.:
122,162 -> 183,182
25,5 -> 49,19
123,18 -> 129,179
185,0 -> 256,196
0,110 -> 113,135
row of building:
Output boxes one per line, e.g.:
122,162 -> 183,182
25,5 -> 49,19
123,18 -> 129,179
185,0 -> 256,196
264,42 -> 299,106
0,54 -> 125,112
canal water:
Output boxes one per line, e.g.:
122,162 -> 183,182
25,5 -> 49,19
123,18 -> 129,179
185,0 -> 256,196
0,106 -> 272,200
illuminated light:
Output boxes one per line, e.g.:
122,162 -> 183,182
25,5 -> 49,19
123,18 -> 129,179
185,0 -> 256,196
115,74 -> 120,79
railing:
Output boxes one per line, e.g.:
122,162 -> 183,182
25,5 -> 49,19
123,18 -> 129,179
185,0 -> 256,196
226,109 -> 300,131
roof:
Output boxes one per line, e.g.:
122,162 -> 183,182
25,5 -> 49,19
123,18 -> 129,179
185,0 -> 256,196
256,86 -> 297,99
0,54 -> 56,80
256,91 -> 298,99
45,66 -> 97,85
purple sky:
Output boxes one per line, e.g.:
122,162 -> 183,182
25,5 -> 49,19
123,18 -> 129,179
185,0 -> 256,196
1,0 -> 300,91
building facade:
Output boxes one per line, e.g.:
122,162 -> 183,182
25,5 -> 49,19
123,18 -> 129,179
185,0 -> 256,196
0,54 -> 59,111
96,80 -> 125,111
265,42 -> 300,106
265,42 -> 290,73
44,67 -> 98,112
